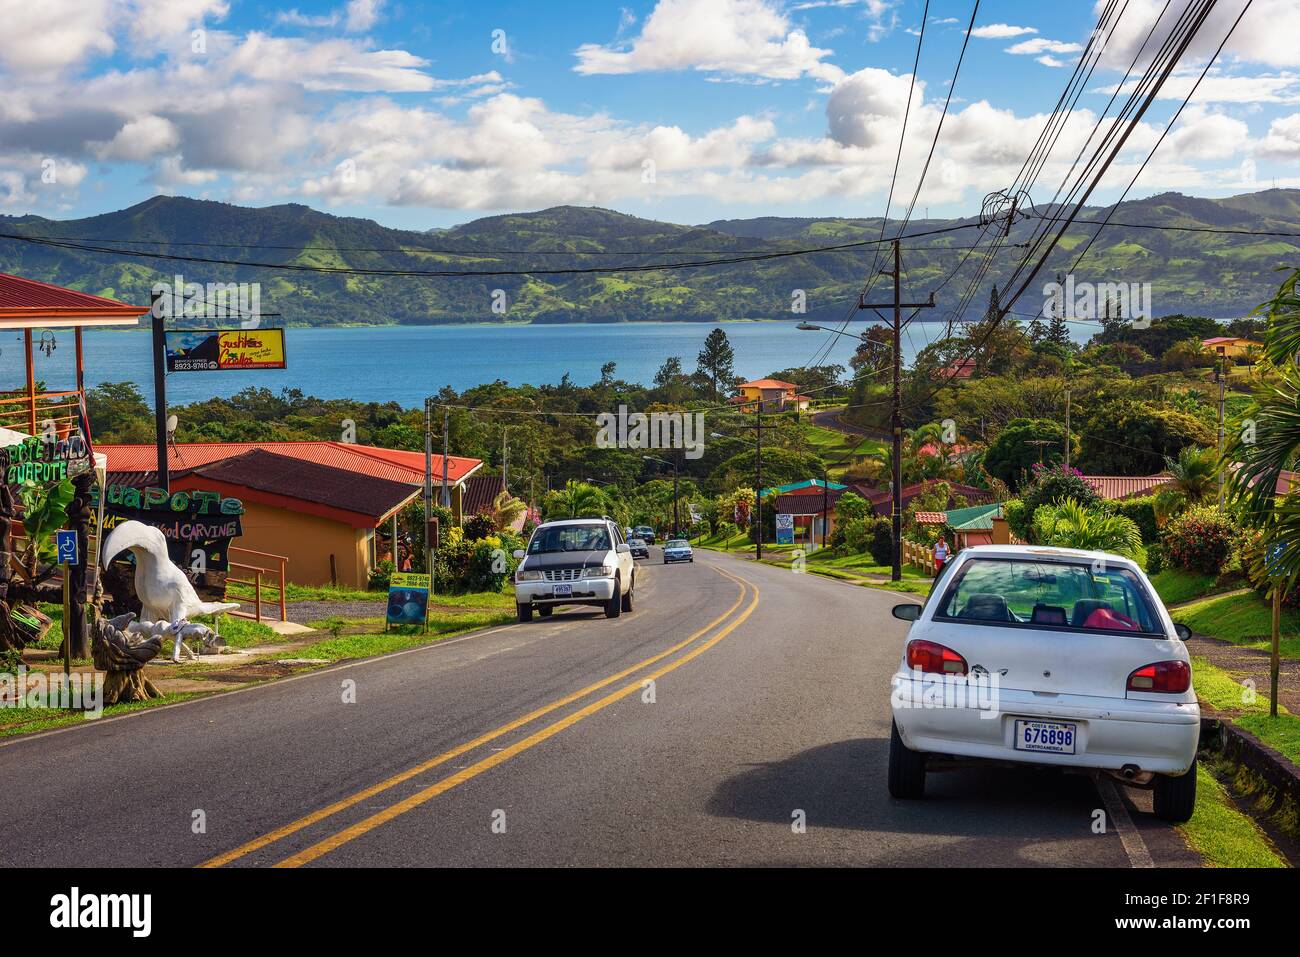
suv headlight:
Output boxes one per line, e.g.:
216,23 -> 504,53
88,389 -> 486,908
581,564 -> 614,579
516,569 -> 544,582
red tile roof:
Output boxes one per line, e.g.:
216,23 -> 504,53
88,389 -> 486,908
0,272 -> 145,326
101,441 -> 482,486
738,379 -> 800,391
1082,475 -> 1172,500
190,450 -> 420,524
462,474 -> 505,516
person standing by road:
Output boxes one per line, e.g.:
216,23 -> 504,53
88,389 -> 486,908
933,536 -> 950,576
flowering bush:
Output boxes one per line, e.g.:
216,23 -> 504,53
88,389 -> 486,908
463,512 -> 496,541
1161,506 -> 1239,575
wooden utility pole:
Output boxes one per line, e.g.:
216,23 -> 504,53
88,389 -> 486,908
858,240 -> 936,581
150,289 -> 170,492
1216,346 -> 1226,508
1064,389 -> 1071,471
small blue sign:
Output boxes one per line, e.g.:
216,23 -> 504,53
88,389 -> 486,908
1266,540 -> 1288,578
55,530 -> 79,566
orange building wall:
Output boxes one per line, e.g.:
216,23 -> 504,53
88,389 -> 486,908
227,499 -> 369,588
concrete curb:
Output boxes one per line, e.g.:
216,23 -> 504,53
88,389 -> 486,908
1201,714 -> 1300,808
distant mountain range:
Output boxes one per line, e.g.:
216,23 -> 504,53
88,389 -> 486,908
2,189 -> 1298,327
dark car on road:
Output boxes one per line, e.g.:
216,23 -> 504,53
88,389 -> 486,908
632,525 -> 656,545
628,537 -> 650,559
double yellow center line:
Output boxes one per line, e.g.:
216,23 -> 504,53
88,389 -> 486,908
202,563 -> 759,868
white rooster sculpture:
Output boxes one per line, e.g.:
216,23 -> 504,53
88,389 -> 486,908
101,520 -> 241,661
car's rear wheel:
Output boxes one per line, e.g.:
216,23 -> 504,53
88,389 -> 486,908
537,605 -> 553,618
605,576 -> 622,618
1152,759 -> 1197,823
516,602 -> 533,623
621,576 -> 634,612
888,719 -> 926,799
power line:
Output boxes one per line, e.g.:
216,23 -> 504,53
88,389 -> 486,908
0,222 -> 980,278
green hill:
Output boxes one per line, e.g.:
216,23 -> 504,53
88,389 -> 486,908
1,190 -> 1298,326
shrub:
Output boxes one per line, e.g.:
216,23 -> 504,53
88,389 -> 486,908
368,559 -> 395,591
1111,495 -> 1159,544
835,491 -> 870,524
463,512 -> 497,541
1161,506 -> 1238,576
865,517 -> 894,565
1002,499 -> 1028,541
1019,464 -> 1100,542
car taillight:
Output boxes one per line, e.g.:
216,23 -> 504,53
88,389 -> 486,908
906,639 -> 967,676
1127,660 -> 1191,694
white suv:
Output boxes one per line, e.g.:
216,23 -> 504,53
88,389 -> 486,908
512,517 -> 636,622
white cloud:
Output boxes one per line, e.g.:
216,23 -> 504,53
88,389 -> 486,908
574,0 -> 844,83
1036,56 -> 1066,69
345,0 -> 385,33
1095,0 -> 1300,70
91,114 -> 180,162
0,0 -> 115,74
1258,113 -> 1300,158
1006,38 -> 1083,56
970,24 -> 1038,39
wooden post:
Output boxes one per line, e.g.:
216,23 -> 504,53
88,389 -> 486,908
63,473 -> 93,660
74,327 -> 85,395
1271,586 -> 1281,719
23,329 -> 36,434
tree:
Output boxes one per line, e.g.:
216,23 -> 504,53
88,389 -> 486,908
1045,272 -> 1071,350
1154,445 -> 1218,522
1077,400 -> 1213,474
835,491 -> 869,524
983,418 -> 1071,490
696,327 -> 736,400
654,356 -> 683,387
1032,499 -> 1144,560
542,480 -> 607,520
1226,266 -> 1300,585
487,490 -> 527,530
599,361 -> 617,385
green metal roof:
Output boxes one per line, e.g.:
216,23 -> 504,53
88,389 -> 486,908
944,503 -> 1003,531
759,478 -> 847,498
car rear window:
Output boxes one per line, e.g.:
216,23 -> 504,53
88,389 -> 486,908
934,558 -> 1163,635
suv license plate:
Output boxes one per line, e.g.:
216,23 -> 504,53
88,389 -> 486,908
1013,719 -> 1077,754
552,583 -> 573,597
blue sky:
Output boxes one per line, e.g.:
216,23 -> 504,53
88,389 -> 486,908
1,0 -> 1297,230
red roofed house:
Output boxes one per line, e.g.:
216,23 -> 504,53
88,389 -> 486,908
1202,336 -> 1260,361
0,272 -> 145,434
733,379 -> 811,412
100,441 -> 483,587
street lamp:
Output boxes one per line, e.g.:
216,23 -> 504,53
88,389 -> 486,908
642,455 -> 679,537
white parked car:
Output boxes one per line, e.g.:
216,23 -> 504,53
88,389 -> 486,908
888,545 -> 1200,822
512,517 -> 635,622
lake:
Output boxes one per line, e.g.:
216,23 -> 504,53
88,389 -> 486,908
1,320 -> 1089,407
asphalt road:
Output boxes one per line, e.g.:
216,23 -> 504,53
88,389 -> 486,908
0,547 -> 1200,867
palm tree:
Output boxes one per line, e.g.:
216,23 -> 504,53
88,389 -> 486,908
1154,445 -> 1218,523
1033,499 -> 1144,559
1226,266 -> 1300,585
543,480 -> 607,520
487,490 -> 527,530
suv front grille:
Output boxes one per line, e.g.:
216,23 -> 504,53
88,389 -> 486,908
543,568 -> 582,582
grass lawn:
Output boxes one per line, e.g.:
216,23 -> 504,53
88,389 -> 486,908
226,580 -> 383,603
282,608 -> 514,663
1174,592 -> 1300,659
1149,568 -> 1219,606
1180,764 -> 1286,868
1192,656 -> 1300,765
803,424 -> 885,477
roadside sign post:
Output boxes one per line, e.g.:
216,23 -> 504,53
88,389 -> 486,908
56,530 -> 78,676
386,572 -> 430,634
1271,587 -> 1281,719
1266,540 -> 1286,718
